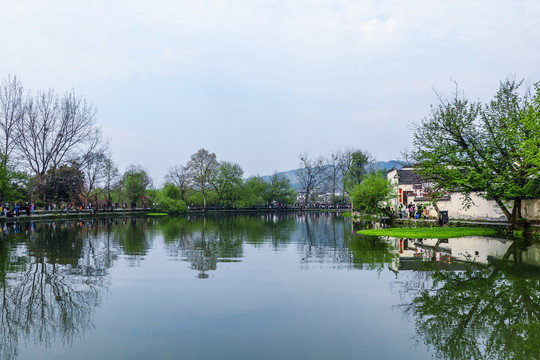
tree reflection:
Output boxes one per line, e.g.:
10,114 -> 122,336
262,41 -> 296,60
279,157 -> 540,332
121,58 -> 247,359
112,218 -> 151,265
298,213 -> 355,269
0,222 -> 109,360
155,215 -> 245,278
397,240 -> 540,360
347,235 -> 398,271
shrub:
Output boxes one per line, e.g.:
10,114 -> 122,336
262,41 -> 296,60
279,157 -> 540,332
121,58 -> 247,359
154,198 -> 187,214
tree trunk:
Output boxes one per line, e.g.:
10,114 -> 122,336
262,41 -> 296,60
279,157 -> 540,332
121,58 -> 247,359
494,196 -> 530,233
214,194 -> 222,211
202,191 -> 207,210
511,198 -> 531,236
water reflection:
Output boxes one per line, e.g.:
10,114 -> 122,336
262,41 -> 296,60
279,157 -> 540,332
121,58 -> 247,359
0,215 -> 538,360
391,238 -> 540,360
0,221 -> 110,360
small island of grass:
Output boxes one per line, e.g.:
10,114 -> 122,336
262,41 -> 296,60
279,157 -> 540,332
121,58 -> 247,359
147,213 -> 169,216
357,227 -> 498,239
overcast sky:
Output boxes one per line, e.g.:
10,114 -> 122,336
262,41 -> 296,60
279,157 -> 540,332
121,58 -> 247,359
1,0 -> 539,184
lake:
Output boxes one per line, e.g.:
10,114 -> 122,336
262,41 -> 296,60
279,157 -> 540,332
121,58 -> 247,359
1,213 -> 538,360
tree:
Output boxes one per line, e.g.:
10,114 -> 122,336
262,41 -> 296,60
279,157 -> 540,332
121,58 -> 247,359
154,184 -> 187,214
165,164 -> 191,202
262,173 -> 296,206
121,165 -> 151,208
0,75 -> 24,161
163,183 -> 182,200
297,153 -> 326,206
324,150 -> 342,196
0,152 -> 28,205
45,164 -> 84,203
343,149 -> 374,195
102,157 -> 119,203
409,79 -> 540,230
350,171 -> 395,218
337,147 -> 358,199
80,151 -> 109,205
187,149 -> 218,210
210,161 -> 243,209
16,88 -> 104,201
241,176 -> 267,207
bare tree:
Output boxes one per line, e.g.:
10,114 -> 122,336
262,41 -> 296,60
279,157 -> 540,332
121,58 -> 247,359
0,75 -> 24,162
102,157 -> 119,203
165,164 -> 191,202
16,89 -> 101,200
297,153 -> 326,205
187,149 -> 218,210
80,151 -> 109,206
324,150 -> 342,197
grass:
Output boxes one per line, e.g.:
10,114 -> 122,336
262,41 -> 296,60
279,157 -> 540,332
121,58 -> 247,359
147,213 -> 168,216
341,212 -> 352,217
357,226 -> 498,239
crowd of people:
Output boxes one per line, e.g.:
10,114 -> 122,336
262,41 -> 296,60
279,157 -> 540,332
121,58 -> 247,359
1,202 -> 35,217
392,202 -> 430,219
0,201 -> 152,218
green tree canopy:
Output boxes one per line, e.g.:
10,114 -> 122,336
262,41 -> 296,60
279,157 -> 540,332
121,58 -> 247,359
0,153 -> 28,205
163,183 -> 182,200
350,171 -> 395,217
262,173 -> 296,206
121,165 -> 151,206
410,79 -> 540,229
241,176 -> 267,207
343,150 -> 373,195
210,161 -> 244,209
149,183 -> 188,213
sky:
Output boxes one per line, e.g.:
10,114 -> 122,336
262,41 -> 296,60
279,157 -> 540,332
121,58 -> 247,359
1,0 -> 539,185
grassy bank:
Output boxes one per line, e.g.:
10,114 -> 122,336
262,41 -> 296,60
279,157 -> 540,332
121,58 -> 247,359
357,227 -> 498,239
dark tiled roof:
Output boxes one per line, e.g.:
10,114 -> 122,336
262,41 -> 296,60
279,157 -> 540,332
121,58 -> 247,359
397,169 -> 425,185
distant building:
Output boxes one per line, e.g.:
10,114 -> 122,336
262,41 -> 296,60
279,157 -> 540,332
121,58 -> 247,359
387,165 -> 450,214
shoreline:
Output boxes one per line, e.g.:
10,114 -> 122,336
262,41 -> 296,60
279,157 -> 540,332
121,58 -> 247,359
0,207 -> 349,224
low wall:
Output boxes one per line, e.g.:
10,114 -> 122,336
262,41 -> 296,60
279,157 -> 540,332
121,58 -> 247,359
421,194 -> 540,222
522,199 -> 540,221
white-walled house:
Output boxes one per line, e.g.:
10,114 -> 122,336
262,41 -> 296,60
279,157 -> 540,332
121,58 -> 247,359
387,165 -> 540,222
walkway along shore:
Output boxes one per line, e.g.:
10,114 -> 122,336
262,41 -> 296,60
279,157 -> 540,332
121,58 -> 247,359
0,207 -> 349,224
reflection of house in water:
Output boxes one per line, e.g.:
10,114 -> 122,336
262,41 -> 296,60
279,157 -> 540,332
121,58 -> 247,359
389,236 -> 540,273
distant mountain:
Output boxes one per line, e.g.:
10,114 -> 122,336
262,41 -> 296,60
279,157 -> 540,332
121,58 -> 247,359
261,160 -> 403,191
261,169 -> 302,190
374,160 -> 403,171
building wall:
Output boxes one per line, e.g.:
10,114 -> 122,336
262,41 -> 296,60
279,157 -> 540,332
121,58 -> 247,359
436,193 -> 507,221
387,168 -> 540,221
432,195 -> 540,222
522,199 -> 540,221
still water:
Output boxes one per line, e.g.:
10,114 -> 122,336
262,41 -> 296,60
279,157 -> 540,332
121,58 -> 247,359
0,213 -> 539,360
